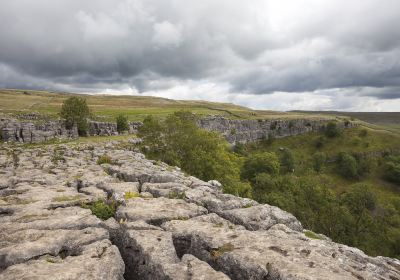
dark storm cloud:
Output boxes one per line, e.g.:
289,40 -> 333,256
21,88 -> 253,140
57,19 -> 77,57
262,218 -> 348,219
0,0 -> 400,110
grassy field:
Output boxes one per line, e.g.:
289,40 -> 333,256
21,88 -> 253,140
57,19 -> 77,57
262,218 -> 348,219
0,89 -> 332,121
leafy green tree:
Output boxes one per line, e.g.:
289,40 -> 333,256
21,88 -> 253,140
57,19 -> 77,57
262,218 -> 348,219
116,114 -> 129,133
60,97 -> 90,136
280,149 -> 295,173
384,156 -> 400,185
340,184 -> 377,247
325,122 -> 341,138
241,152 -> 280,182
337,152 -> 358,178
312,152 -> 326,172
138,111 -> 251,197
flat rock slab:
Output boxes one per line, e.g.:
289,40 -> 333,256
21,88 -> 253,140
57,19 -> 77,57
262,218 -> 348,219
116,197 -> 208,225
0,240 -> 124,280
220,204 -> 303,231
163,215 -> 400,280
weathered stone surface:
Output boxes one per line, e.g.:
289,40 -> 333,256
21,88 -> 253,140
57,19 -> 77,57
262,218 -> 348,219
141,182 -> 189,198
116,197 -> 208,225
1,141 -> 398,280
163,216 -> 400,280
219,204 -> 303,231
0,240 -> 125,280
182,254 -> 230,280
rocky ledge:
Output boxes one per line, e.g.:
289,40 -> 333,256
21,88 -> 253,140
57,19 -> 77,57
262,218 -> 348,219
0,141 -> 399,280
198,116 -> 356,144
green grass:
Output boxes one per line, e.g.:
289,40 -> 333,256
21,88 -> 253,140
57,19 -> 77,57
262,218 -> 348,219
124,191 -> 140,199
0,89 -> 330,121
304,230 -> 323,240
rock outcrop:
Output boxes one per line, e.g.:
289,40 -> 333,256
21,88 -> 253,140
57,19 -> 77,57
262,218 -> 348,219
0,117 -> 79,143
0,117 -> 143,143
198,116 -> 355,144
0,140 -> 398,279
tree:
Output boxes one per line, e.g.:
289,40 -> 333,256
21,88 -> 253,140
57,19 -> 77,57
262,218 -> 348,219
280,149 -> 295,173
384,156 -> 400,185
241,152 -> 280,182
116,114 -> 129,133
325,122 -> 341,138
312,152 -> 326,172
138,111 -> 251,197
60,97 -> 90,136
337,152 -> 358,178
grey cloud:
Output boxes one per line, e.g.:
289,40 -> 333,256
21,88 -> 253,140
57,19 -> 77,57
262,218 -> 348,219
0,0 -> 400,110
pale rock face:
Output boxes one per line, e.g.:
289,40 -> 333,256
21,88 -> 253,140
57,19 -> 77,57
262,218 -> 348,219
198,116 -> 356,144
0,142 -> 398,280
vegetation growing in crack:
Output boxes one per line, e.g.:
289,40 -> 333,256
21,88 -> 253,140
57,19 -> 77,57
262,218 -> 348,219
82,199 -> 117,220
124,191 -> 140,200
97,155 -> 113,165
210,243 -> 235,259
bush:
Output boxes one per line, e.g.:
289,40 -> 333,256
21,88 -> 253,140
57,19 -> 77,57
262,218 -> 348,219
383,156 -> 400,185
60,97 -> 91,136
84,200 -> 116,220
116,114 -> 129,133
359,129 -> 368,137
325,122 -> 341,138
97,155 -> 112,165
241,152 -> 280,182
312,152 -> 326,172
314,136 -> 326,148
280,149 -> 295,173
337,152 -> 358,178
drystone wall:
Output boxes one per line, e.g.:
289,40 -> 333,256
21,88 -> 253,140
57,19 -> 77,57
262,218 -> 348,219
198,116 -> 356,144
0,141 -> 399,279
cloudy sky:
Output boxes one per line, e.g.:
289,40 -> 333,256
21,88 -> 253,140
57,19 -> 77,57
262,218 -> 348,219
1,0 -> 400,111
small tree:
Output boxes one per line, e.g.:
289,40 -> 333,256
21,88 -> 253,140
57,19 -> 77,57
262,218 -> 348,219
241,152 -> 280,182
337,152 -> 358,178
325,122 -> 341,138
384,156 -> 400,185
280,149 -> 295,173
312,152 -> 326,172
116,114 -> 129,133
60,97 -> 90,136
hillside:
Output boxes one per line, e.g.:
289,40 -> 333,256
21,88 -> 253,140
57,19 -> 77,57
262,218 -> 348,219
294,110 -> 400,133
0,89 -> 328,121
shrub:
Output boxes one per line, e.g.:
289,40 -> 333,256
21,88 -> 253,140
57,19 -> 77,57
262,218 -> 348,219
337,152 -> 358,178
241,152 -> 280,182
280,149 -> 295,173
383,156 -> 400,185
312,152 -> 326,172
116,114 -> 129,133
359,129 -> 368,137
60,97 -> 91,136
97,155 -> 112,165
84,199 -> 116,220
325,122 -> 341,138
314,136 -> 326,148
